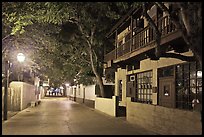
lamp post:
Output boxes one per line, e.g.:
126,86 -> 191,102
3,53 -> 25,120
3,60 -> 10,120
17,53 -> 25,81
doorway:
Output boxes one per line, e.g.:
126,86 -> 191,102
119,80 -> 122,101
159,76 -> 175,108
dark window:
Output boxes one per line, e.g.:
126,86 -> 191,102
158,66 -> 174,77
175,62 -> 202,111
125,33 -> 131,42
135,71 -> 153,104
136,18 -> 144,28
157,7 -> 163,19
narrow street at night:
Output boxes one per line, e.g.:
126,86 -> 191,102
2,97 -> 157,135
2,2 -> 202,135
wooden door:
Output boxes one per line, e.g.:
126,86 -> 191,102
159,76 -> 175,108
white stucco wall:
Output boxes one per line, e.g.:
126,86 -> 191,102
95,96 -> 117,117
84,85 -> 97,101
67,84 -> 96,101
115,68 -> 127,106
9,81 -> 37,110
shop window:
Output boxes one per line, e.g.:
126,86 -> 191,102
175,62 -> 202,111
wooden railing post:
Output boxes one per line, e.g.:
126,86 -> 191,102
130,16 -> 133,52
115,30 -> 118,59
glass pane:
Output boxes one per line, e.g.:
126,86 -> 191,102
177,87 -> 187,95
140,78 -> 143,83
146,88 -> 149,94
149,89 -> 152,94
190,87 -> 196,94
190,62 -> 196,71
184,63 -> 189,72
144,89 -> 146,94
197,71 -> 202,78
184,72 -> 189,79
149,95 -> 151,100
160,66 -> 174,77
197,87 -> 202,92
176,94 -> 182,101
143,94 -> 146,99
150,72 -> 152,77
190,71 -> 196,79
149,84 -> 152,89
190,79 -> 196,87
177,80 -> 183,87
183,79 -> 189,87
138,78 -> 141,83
197,79 -> 202,86
177,71 -> 183,79
176,64 -> 183,73
197,92 -> 202,104
147,95 -> 149,100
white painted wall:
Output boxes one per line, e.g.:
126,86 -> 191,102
84,85 -> 96,100
9,81 -> 37,110
67,84 -> 96,101
115,68 -> 127,106
95,96 -> 117,117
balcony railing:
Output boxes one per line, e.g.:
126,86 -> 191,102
104,15 -> 177,63
104,49 -> 116,62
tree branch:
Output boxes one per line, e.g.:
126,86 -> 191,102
155,2 -> 182,30
142,2 -> 161,58
92,49 -> 98,63
2,34 -> 14,54
160,52 -> 195,62
90,24 -> 96,44
2,34 -> 12,41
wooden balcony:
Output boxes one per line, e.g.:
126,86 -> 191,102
104,49 -> 116,62
104,15 -> 182,66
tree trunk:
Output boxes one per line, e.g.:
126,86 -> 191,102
142,2 -> 161,58
77,22 -> 105,97
88,47 -> 105,97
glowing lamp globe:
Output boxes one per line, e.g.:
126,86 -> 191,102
17,53 -> 25,63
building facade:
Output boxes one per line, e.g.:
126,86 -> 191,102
104,3 -> 202,135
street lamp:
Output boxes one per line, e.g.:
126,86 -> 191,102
17,53 -> 25,63
17,53 -> 25,81
3,53 -> 25,120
